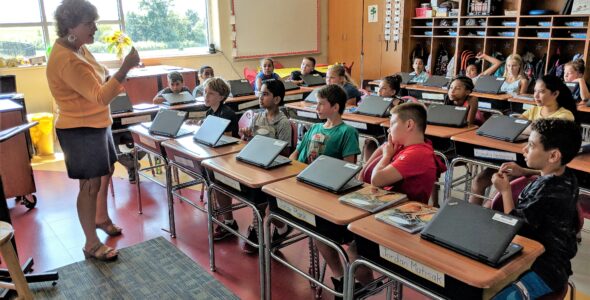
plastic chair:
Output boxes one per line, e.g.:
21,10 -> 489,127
243,67 -> 257,87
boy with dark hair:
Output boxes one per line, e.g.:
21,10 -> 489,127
491,119 -> 581,299
192,65 -> 214,97
290,57 -> 324,85
153,71 -> 191,104
289,84 -> 360,163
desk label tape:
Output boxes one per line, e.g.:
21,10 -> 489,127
276,198 -> 316,226
188,111 -> 206,119
474,148 -> 517,161
122,114 -> 151,125
343,120 -> 368,130
174,155 -> 195,169
238,100 -> 259,111
422,93 -> 445,101
379,245 -> 445,287
296,110 -> 319,119
522,104 -> 534,110
284,94 -> 304,102
213,171 -> 241,191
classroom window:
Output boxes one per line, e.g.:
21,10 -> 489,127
0,0 -> 209,61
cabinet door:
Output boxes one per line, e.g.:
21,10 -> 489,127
362,0 -> 384,81
328,0 -> 362,83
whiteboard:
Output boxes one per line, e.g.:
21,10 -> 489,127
231,0 -> 320,59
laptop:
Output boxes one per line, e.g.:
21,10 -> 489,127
356,95 -> 394,117
236,135 -> 291,169
422,76 -> 451,88
421,199 -> 524,268
474,75 -> 506,94
193,115 -> 240,147
565,82 -> 579,94
148,109 -> 193,138
426,104 -> 468,127
228,79 -> 255,97
283,81 -> 301,91
162,91 -> 197,106
302,73 -> 325,87
398,72 -> 416,85
110,94 -> 133,114
296,155 -> 363,193
476,114 -> 531,142
304,89 -> 320,103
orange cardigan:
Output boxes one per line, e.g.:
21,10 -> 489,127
46,42 -> 123,129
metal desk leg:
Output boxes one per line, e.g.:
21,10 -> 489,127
165,162 -> 176,238
134,146 -> 142,214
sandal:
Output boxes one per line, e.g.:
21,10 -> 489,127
96,220 -> 123,236
83,242 -> 118,261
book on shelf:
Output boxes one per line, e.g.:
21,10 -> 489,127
375,201 -> 438,234
338,186 -> 407,213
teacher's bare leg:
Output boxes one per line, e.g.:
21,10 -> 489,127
78,177 -> 103,250
95,167 -> 122,235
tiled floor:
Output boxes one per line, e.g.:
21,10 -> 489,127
4,159 -> 589,299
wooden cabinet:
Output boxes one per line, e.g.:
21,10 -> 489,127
328,0 -> 362,83
119,65 -> 198,105
404,0 -> 590,81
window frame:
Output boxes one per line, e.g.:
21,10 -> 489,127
0,0 -> 211,61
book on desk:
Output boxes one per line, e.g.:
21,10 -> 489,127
339,186 -> 407,213
374,201 -> 437,233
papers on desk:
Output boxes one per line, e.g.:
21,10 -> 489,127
339,186 -> 407,213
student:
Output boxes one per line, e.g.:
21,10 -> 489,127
325,64 -> 361,106
289,84 -> 360,164
470,75 -> 577,205
443,76 -> 482,126
203,77 -> 241,241
192,65 -> 214,97
479,53 -> 528,94
237,79 -> 293,253
329,103 -> 446,293
255,57 -> 281,91
408,57 -> 430,84
465,52 -> 503,84
289,57 -> 324,85
152,71 -> 191,104
491,119 -> 581,300
563,59 -> 590,103
362,75 -> 403,163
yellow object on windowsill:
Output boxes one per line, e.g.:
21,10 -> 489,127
104,31 -> 133,60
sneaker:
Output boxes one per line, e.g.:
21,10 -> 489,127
330,276 -> 366,300
213,221 -> 238,241
241,225 -> 258,254
271,225 -> 293,244
127,168 -> 137,184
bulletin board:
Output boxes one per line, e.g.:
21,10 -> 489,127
230,0 -> 320,59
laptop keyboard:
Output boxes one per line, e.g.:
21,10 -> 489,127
215,135 -> 238,146
176,127 -> 193,137
269,155 -> 291,167
342,178 -> 363,190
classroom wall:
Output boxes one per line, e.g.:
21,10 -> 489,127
0,0 -> 328,114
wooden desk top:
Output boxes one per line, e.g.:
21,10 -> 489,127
226,87 -> 314,104
161,135 -> 245,162
0,100 -> 22,112
451,130 -> 525,153
569,153 -> 590,173
577,104 -> 590,113
112,101 -> 207,119
348,215 -> 544,289
368,80 -> 381,86
262,177 -> 371,225
381,121 -> 478,139
202,154 -> 307,189
128,124 -> 177,143
285,102 -> 388,125
110,65 -> 196,78
508,95 -> 534,105
401,84 -> 511,101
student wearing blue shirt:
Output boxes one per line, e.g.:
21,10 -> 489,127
325,64 -> 361,106
255,57 -> 281,91
409,57 -> 430,83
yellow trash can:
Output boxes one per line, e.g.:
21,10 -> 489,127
27,112 -> 54,156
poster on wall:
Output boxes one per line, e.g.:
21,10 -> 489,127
368,5 -> 378,22
571,0 -> 590,15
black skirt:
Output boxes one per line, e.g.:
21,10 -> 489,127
56,127 -> 117,179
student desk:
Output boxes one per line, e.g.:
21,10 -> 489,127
451,130 -> 526,165
508,95 -> 535,114
111,101 -> 208,133
160,136 -> 245,237
201,155 -> 306,299
568,154 -> 590,188
225,87 -> 314,113
381,121 -> 478,153
347,215 -> 544,300
577,104 -> 590,124
400,84 -> 512,111
128,125 -> 196,236
115,65 -> 198,105
262,178 -> 372,299
284,101 -> 323,126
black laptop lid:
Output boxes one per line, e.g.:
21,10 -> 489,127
149,109 -> 187,137
162,91 -> 196,105
236,135 -> 288,167
283,81 -> 300,91
423,76 -> 451,88
426,104 -> 468,127
193,115 -> 231,146
305,89 -> 320,103
398,72 -> 415,84
421,199 -> 523,266
296,155 -> 362,192
302,74 -> 325,87
474,75 -> 506,94
565,82 -> 579,94
229,79 -> 255,97
110,94 -> 133,114
476,115 -> 530,142
357,95 -> 393,117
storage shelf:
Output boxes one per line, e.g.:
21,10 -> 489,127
521,26 -> 551,29
551,37 -> 587,41
411,26 -> 432,28
552,26 -> 587,29
461,26 -> 486,28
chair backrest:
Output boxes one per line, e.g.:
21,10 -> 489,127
243,67 -> 257,87
490,176 -> 537,212
238,110 -> 255,131
581,123 -> 590,143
